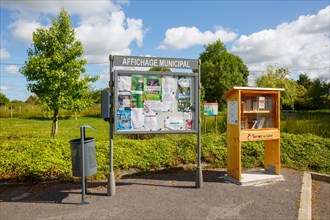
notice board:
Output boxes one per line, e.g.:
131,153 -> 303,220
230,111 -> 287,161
114,70 -> 198,134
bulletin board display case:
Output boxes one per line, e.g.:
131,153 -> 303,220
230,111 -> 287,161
222,87 -> 284,181
114,70 -> 198,134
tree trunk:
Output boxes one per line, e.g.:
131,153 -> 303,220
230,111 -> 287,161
51,109 -> 59,138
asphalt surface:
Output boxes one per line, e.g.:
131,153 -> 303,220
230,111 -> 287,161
0,168 -> 303,220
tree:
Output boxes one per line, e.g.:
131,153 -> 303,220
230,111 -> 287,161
297,73 -> 312,91
308,78 -> 329,109
255,65 -> 302,109
0,93 -> 10,104
20,8 -> 97,138
200,40 -> 249,109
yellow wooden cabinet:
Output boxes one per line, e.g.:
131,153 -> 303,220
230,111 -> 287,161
222,87 -> 284,181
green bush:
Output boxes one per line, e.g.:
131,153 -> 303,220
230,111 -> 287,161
1,117 -> 329,183
281,133 -> 330,173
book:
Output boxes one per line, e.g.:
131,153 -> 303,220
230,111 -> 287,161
258,96 -> 265,109
257,117 -> 266,129
251,120 -> 258,129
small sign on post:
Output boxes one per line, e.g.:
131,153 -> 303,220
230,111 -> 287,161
203,102 -> 218,133
204,102 -> 218,116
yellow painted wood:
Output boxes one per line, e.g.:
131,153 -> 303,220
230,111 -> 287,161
240,129 -> 280,142
264,139 -> 281,174
226,89 -> 241,180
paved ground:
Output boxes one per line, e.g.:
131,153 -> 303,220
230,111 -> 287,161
0,168 -> 303,220
312,180 -> 330,220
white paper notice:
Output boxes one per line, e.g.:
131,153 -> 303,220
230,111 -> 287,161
162,93 -> 176,112
227,101 -> 238,124
131,108 -> 144,129
118,76 -> 131,91
162,76 -> 177,112
165,117 -> 184,130
144,112 -> 158,131
144,100 -> 162,112
162,76 -> 176,94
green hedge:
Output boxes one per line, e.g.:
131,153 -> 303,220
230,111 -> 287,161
1,133 -> 329,183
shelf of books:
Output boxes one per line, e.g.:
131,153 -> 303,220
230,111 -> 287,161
222,87 -> 284,181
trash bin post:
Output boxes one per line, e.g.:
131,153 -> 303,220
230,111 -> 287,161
80,126 -> 89,205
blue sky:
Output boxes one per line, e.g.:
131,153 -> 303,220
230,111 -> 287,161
1,0 -> 329,101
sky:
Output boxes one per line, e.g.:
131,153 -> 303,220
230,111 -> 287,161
0,0 -> 329,102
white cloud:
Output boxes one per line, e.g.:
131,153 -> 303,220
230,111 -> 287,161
1,0 -> 121,15
76,11 -> 144,62
231,6 -> 330,82
4,65 -> 20,74
8,19 -> 42,43
0,86 -> 9,91
158,26 -> 238,50
0,48 -> 11,59
3,1 -> 145,62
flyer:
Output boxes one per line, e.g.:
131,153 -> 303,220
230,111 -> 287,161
144,75 -> 162,100
162,76 -> 177,112
118,76 -> 131,91
118,92 -> 131,110
144,112 -> 158,131
117,110 -> 132,130
178,77 -> 191,112
131,75 -> 144,91
131,92 -> 143,108
131,108 -> 144,129
164,117 -> 184,130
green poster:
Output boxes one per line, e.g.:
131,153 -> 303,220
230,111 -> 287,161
131,93 -> 143,108
144,75 -> 162,100
131,76 -> 144,91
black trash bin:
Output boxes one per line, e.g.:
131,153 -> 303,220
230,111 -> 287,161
69,138 -> 97,177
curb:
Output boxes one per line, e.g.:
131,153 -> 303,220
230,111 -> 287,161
297,171 -> 330,220
298,171 -> 312,220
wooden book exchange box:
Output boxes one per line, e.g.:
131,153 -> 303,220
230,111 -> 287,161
222,87 -> 284,181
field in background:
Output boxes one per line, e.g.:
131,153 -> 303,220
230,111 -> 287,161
1,104 -> 329,138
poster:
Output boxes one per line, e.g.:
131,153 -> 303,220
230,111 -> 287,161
118,92 -> 131,110
117,110 -> 132,130
118,76 -> 131,91
162,76 -> 177,112
131,75 -> 144,91
144,75 -> 162,100
178,77 -> 191,112
227,101 -> 238,124
131,92 -> 143,108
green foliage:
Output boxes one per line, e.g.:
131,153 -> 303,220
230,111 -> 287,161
1,118 -> 329,183
20,8 -> 97,137
296,74 -> 330,110
200,40 -> 249,109
255,65 -> 300,109
0,93 -> 10,103
308,78 -> 329,110
281,110 -> 330,138
281,133 -> 330,173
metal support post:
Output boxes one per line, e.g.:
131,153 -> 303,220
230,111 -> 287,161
196,60 -> 203,188
107,55 -> 116,196
80,126 -> 89,205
